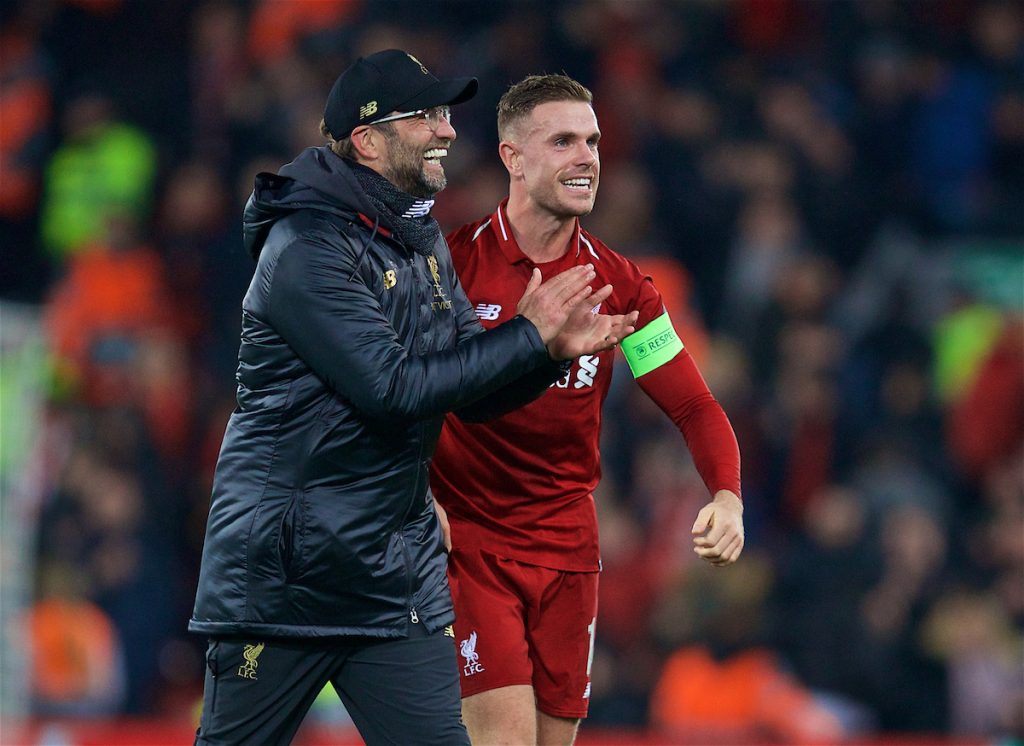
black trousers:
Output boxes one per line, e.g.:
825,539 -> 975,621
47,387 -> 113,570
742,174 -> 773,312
194,623 -> 469,746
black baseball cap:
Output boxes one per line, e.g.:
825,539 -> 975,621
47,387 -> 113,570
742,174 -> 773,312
323,49 -> 478,139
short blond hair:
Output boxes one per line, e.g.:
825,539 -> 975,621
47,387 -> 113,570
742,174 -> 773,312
497,74 -> 593,140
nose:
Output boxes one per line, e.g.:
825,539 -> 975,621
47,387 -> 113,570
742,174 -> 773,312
576,141 -> 596,166
436,117 -> 456,140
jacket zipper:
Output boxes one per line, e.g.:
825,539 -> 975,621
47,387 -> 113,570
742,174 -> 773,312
397,256 -> 433,626
396,418 -> 429,625
397,531 -> 418,623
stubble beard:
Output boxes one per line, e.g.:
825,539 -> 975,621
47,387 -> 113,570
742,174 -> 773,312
537,183 -> 596,220
382,136 -> 447,198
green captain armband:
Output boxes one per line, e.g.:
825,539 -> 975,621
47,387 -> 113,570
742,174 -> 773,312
621,312 -> 684,377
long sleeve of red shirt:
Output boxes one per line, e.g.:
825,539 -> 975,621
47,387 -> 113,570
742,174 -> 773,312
636,348 -> 742,498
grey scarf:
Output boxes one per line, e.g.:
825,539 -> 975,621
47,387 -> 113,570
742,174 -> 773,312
349,161 -> 441,256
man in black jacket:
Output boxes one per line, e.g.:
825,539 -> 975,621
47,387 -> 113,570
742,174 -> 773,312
190,50 -> 636,746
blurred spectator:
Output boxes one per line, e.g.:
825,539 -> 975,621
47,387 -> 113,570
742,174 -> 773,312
39,92 -> 156,259
41,203 -> 203,468
189,2 -> 250,165
153,160 -> 249,383
857,502 -> 950,729
840,284 -> 941,465
26,564 -> 125,716
947,315 -> 1024,479
650,646 -> 845,744
649,554 -> 848,743
775,484 -> 877,703
44,216 -> 169,352
922,589 -> 1024,737
35,412 -> 180,714
720,190 -> 807,340
245,0 -> 360,66
0,7 -> 51,222
0,2 -> 54,301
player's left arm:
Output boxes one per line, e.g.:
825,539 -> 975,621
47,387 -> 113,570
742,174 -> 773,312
622,293 -> 744,566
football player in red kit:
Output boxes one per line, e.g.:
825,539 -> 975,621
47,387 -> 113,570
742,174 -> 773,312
429,74 -> 744,746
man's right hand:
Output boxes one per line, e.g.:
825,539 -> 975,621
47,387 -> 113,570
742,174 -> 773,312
516,265 -> 597,343
515,266 -> 638,360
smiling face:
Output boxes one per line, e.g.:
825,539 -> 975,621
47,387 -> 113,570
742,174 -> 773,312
504,100 -> 601,219
377,113 -> 456,197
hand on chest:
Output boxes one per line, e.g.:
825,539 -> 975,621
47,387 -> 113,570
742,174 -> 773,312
466,263 -> 617,393
468,263 -> 619,329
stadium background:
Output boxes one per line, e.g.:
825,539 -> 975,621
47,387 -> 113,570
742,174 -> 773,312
1,0 -> 1022,743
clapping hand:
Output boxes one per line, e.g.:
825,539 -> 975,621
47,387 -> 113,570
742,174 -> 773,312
546,283 -> 637,360
516,266 -> 638,360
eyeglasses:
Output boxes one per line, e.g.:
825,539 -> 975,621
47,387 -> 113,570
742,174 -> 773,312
371,105 -> 452,131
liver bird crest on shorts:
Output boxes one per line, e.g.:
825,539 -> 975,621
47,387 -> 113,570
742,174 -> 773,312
460,631 -> 485,676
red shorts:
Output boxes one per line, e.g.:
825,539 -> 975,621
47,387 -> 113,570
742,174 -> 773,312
447,547 -> 599,719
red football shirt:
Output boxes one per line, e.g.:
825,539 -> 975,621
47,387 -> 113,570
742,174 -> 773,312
430,201 -> 740,571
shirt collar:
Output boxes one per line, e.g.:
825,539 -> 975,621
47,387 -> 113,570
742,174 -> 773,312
490,198 -> 585,265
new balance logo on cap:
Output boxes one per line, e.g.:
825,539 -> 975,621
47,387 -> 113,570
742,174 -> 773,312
475,303 -> 501,320
322,49 -> 478,139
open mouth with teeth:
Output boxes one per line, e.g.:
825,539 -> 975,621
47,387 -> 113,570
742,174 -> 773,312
562,177 -> 593,191
424,147 -> 448,164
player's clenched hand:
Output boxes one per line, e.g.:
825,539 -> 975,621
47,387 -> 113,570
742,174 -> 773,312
516,265 -> 596,344
546,284 -> 638,360
692,490 -> 744,566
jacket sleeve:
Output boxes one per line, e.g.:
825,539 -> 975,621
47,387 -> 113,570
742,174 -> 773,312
446,261 -> 564,421
266,230 -> 553,421
454,357 -> 567,421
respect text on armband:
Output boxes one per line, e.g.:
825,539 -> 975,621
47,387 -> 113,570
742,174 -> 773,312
622,312 -> 684,378
633,329 -> 677,359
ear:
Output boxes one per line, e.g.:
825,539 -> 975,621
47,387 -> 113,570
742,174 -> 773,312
351,127 -> 380,162
498,141 -> 521,178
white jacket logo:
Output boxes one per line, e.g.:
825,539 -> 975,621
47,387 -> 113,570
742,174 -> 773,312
460,631 -> 485,676
474,303 -> 501,321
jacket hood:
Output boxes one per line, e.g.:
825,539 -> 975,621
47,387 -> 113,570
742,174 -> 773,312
243,146 -> 380,260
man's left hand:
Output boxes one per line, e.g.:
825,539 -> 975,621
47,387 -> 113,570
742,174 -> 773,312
546,284 -> 638,360
691,490 -> 744,566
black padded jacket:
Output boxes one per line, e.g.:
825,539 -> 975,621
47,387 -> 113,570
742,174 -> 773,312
189,147 -> 559,638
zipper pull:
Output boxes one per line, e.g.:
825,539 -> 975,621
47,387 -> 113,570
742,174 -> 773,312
410,608 -> 420,623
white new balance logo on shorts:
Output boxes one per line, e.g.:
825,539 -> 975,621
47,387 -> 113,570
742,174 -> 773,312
474,303 -> 501,320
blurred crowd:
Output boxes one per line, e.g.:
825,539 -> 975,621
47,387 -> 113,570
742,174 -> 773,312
2,0 -> 1022,740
